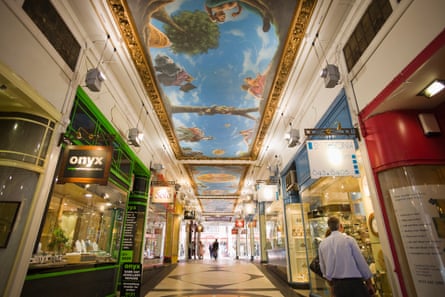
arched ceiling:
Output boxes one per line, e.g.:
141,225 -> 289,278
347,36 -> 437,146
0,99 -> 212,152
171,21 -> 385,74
106,0 -> 317,220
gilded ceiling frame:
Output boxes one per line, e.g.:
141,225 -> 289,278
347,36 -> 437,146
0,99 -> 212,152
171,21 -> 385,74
106,0 -> 317,161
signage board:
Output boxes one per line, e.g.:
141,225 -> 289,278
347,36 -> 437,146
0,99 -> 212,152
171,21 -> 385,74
248,220 -> 257,228
121,204 -> 145,263
151,186 -> 174,203
120,262 -> 142,297
257,184 -> 278,202
235,219 -> 244,228
57,145 -> 112,185
183,210 -> 195,220
306,139 -> 359,178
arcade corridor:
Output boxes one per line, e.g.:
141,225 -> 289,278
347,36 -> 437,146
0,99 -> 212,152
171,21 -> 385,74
141,258 -> 308,297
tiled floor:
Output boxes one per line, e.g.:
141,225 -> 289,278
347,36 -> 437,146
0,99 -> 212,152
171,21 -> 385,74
143,258 -> 305,297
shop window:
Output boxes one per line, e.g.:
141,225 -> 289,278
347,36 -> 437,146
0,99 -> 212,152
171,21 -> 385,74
265,200 -> 285,250
0,113 -> 54,167
302,173 -> 393,297
33,182 -> 127,264
378,165 -> 445,297
0,166 -> 39,284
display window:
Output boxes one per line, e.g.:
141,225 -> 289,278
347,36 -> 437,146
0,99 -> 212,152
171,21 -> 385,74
31,182 -> 127,266
285,203 -> 310,284
265,200 -> 285,250
301,172 -> 393,297
378,165 -> 445,297
145,219 -> 166,259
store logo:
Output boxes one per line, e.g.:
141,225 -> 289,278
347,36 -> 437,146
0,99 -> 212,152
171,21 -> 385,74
68,155 -> 105,169
58,145 -> 112,185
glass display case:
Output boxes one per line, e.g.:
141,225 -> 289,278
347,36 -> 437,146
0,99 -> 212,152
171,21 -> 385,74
31,182 -> 127,266
285,203 -> 310,285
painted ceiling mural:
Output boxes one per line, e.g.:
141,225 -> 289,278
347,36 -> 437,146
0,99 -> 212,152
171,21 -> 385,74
108,0 -> 316,217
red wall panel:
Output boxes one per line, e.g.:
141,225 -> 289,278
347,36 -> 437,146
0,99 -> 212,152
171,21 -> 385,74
364,106 -> 445,172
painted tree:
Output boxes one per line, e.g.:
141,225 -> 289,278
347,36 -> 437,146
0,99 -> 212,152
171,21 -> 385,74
163,10 -> 220,55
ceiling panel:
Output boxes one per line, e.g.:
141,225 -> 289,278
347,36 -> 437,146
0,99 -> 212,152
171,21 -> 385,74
107,0 -> 317,216
199,198 -> 237,214
187,164 -> 248,196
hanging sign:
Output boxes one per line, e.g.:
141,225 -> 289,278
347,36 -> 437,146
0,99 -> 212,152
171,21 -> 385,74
151,186 -> 174,203
235,219 -> 244,228
231,228 -> 239,235
248,220 -> 257,228
57,145 -> 112,185
306,139 -> 359,178
183,210 -> 195,220
257,184 -> 278,202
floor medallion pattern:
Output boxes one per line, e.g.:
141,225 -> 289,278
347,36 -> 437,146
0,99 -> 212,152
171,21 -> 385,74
144,259 -> 290,297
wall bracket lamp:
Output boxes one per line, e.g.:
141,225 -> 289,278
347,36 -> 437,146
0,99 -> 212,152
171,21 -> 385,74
320,64 -> 340,88
128,127 -> 143,147
284,127 -> 300,147
85,68 -> 106,92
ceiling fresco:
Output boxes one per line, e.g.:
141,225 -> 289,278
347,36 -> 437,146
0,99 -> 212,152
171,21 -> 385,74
190,165 -> 246,196
107,0 -> 316,217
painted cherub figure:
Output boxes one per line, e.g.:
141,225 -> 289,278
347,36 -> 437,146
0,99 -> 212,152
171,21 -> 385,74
241,73 -> 266,99
204,0 -> 273,32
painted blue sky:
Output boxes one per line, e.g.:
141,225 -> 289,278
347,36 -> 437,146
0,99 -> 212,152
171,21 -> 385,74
148,0 -> 279,158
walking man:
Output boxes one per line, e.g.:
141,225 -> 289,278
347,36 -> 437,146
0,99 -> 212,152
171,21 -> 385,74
319,216 -> 376,297
212,238 -> 219,260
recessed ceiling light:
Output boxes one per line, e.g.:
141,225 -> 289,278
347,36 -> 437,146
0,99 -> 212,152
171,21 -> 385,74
418,79 -> 445,98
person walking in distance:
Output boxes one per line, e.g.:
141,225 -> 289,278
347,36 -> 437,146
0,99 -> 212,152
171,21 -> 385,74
319,216 -> 376,297
209,243 -> 213,259
212,239 -> 219,260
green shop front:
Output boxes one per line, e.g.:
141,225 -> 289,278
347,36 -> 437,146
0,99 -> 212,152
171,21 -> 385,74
22,88 -> 151,297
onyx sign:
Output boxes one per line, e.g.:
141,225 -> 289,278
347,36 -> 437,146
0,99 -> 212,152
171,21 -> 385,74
57,145 -> 112,185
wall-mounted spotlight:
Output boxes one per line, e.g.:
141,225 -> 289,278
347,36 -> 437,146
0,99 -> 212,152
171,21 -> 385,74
284,127 -> 300,148
150,162 -> 165,171
128,127 -> 143,147
85,68 -> 106,92
128,102 -> 148,147
417,79 -> 445,98
320,64 -> 340,88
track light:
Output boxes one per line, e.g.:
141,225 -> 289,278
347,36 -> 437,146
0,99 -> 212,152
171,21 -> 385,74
320,64 -> 340,88
150,162 -> 164,171
85,68 -> 106,92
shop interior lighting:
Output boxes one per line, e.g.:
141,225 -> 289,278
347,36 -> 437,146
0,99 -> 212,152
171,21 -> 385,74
418,79 -> 445,98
